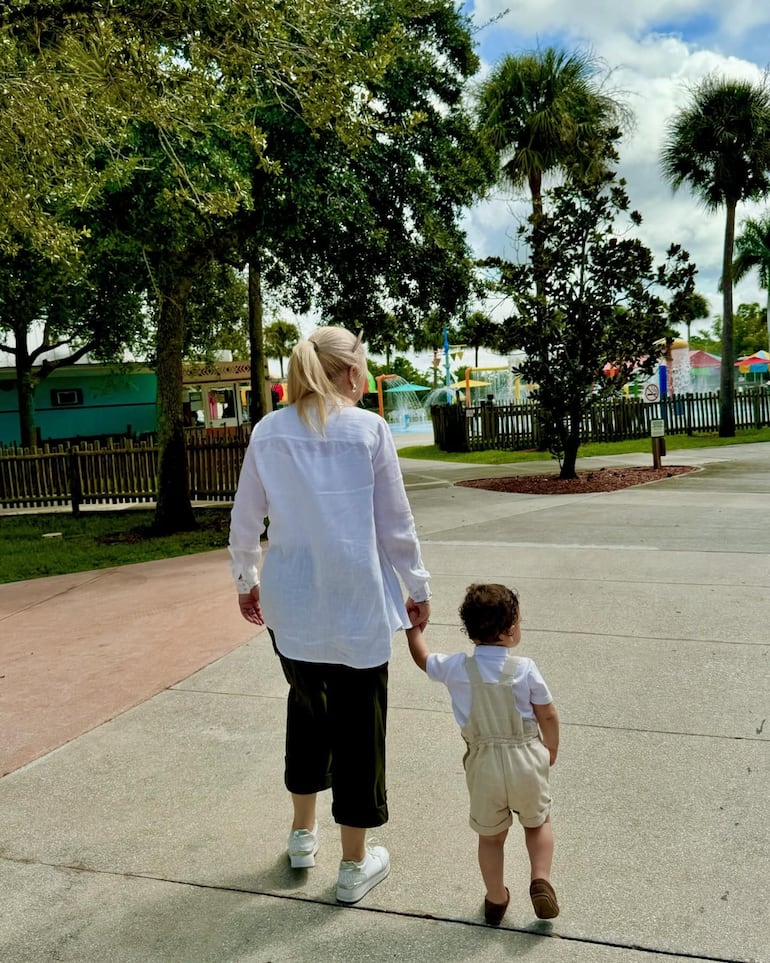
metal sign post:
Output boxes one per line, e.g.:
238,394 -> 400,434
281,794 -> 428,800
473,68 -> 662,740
650,418 -> 666,469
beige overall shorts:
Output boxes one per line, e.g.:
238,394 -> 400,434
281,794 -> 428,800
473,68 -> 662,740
461,654 -> 551,834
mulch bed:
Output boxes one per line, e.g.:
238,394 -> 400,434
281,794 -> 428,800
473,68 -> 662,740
455,465 -> 698,495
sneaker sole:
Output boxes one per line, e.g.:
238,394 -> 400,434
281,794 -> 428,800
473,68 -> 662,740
336,862 -> 390,904
289,847 -> 318,869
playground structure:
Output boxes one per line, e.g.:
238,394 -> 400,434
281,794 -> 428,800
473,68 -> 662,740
373,333 -> 770,436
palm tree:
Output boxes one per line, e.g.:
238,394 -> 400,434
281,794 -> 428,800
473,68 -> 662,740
477,48 -> 628,348
669,290 -> 710,345
732,215 -> 770,350
477,47 -> 627,229
263,320 -> 300,378
661,75 -> 770,436
456,311 -> 499,367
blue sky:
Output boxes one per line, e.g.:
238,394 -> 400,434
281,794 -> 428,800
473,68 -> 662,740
460,1 -> 770,338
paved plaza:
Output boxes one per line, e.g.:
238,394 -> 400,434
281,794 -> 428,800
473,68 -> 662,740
1,438 -> 769,962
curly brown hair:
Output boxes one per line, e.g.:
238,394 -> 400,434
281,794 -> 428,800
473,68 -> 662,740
459,583 -> 519,645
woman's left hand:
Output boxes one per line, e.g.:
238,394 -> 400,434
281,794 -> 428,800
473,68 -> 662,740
238,586 -> 264,625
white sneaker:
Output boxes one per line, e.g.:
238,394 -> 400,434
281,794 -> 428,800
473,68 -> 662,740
336,845 -> 390,904
287,823 -> 318,868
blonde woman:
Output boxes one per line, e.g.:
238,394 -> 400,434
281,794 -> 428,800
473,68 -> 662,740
229,326 -> 430,904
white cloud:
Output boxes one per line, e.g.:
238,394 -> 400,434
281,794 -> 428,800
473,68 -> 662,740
470,1 -> 769,49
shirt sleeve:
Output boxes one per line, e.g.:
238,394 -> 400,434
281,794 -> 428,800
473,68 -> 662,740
526,658 -> 553,705
228,436 -> 268,594
371,421 -> 431,601
425,652 -> 462,683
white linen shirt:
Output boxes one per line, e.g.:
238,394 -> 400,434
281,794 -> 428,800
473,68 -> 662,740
426,646 -> 552,727
228,403 -> 430,669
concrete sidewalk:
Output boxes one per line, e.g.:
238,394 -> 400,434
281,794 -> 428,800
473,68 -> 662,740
2,442 -> 770,962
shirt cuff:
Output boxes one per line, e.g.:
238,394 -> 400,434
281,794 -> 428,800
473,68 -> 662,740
409,587 -> 432,604
235,577 -> 259,595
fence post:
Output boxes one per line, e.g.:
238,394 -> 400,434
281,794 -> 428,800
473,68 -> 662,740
69,447 -> 82,517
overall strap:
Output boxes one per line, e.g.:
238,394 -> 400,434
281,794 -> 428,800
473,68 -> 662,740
464,654 -> 483,682
499,653 -> 522,686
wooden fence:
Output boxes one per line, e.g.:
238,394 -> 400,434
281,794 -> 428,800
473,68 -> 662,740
0,429 -> 251,510
432,388 -> 770,452
3,389 -> 770,508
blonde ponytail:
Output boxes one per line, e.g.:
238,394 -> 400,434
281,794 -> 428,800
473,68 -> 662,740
286,327 -> 366,431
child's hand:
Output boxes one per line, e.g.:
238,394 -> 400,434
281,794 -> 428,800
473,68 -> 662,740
533,702 -> 559,767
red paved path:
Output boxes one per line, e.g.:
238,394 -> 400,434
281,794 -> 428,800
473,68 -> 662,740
0,550 -> 260,776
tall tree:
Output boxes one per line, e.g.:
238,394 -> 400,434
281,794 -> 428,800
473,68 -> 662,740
732,214 -> 770,350
2,1 -> 492,531
260,3 -> 495,342
1,0 -> 400,530
456,311 -> 499,367
0,239 -> 144,446
485,168 -> 695,479
661,74 -> 770,436
477,47 -> 628,327
668,290 -> 710,345
478,47 -> 625,217
263,321 -> 301,378
0,1 -> 388,257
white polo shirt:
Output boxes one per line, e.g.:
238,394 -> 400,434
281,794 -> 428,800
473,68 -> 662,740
229,403 -> 430,668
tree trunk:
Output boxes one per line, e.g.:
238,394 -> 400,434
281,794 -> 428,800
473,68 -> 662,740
248,256 -> 267,424
16,370 -> 37,448
529,177 -> 546,314
13,330 -> 37,448
559,403 -> 581,479
154,276 -> 197,534
765,284 -> 770,353
529,176 -> 551,451
719,200 -> 737,437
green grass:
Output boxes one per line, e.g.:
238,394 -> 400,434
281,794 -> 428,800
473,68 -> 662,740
1,507 -> 233,585
397,427 -> 770,464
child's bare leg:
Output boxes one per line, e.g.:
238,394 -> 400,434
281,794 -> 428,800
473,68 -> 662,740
291,792 -> 317,831
524,816 -> 553,881
478,829 -> 508,903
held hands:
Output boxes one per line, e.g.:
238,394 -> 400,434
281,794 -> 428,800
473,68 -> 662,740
405,597 -> 430,631
405,599 -> 430,674
238,585 -> 264,626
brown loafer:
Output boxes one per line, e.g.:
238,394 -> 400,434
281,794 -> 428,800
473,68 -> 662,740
484,887 -> 510,925
529,878 -> 559,919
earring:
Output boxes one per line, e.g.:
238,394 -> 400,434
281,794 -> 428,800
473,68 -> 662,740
351,383 -> 357,391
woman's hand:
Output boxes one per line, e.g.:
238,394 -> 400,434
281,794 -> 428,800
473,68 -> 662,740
406,597 -> 430,631
238,586 -> 264,625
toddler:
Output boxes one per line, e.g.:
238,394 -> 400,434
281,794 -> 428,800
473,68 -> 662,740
407,583 -> 559,925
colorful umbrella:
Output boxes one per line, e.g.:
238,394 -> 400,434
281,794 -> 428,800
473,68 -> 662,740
735,350 -> 770,371
447,379 -> 490,390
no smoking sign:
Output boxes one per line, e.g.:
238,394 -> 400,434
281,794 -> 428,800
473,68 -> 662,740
643,383 -> 660,403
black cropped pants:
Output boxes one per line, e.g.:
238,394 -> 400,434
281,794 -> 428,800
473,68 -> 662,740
270,630 -> 389,829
